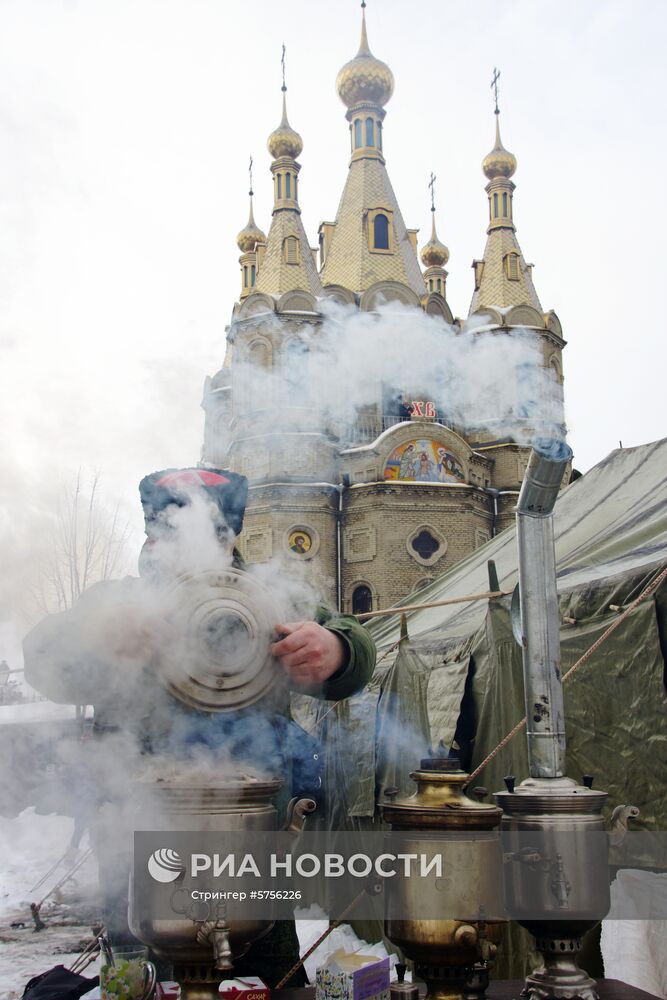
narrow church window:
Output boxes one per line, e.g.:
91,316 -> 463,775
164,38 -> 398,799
436,278 -> 441,293
493,193 -> 499,218
506,253 -> 520,280
286,172 -> 291,198
284,236 -> 299,264
249,339 -> 271,369
373,213 -> 390,250
429,279 -> 433,291
365,117 -> 375,147
411,530 -> 440,560
354,119 -> 362,147
277,173 -> 282,199
377,123 -> 383,150
352,585 -> 373,615
243,265 -> 248,287
502,192 -> 508,217
251,264 -> 256,286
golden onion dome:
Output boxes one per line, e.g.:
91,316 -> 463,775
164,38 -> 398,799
267,91 -> 303,160
336,8 -> 394,109
483,114 -> 517,179
420,213 -> 449,268
236,198 -> 266,253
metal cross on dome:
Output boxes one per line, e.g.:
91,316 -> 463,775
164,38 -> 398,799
491,67 -> 501,114
281,43 -> 286,92
248,155 -> 253,198
428,172 -> 437,213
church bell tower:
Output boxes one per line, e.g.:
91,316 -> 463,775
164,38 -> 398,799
201,12 -> 567,613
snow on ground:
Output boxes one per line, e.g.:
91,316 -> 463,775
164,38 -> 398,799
0,812 -> 396,997
0,809 -> 100,998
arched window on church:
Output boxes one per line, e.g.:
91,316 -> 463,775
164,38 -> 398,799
354,119 -> 362,148
243,265 -> 248,288
373,213 -> 390,250
284,236 -> 299,264
493,192 -> 499,218
248,339 -> 271,369
284,337 -> 309,403
377,122 -> 383,150
352,585 -> 373,615
436,278 -> 442,293
250,264 -> 256,287
285,172 -> 291,198
502,192 -> 508,217
365,117 -> 375,147
243,339 -> 272,411
277,173 -> 282,199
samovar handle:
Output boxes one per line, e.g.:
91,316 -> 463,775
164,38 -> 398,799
610,804 -> 640,846
283,796 -> 317,833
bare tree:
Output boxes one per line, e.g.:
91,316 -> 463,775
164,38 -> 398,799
32,470 -> 133,616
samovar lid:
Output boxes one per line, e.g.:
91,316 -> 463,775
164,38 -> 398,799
494,775 -> 608,815
382,750 -> 502,830
156,568 -> 287,712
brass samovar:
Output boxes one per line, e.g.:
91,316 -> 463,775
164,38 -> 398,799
382,750 -> 505,1000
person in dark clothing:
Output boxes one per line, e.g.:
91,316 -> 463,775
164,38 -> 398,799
23,467 -> 376,985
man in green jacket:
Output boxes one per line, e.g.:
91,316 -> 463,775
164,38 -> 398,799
23,466 -> 376,984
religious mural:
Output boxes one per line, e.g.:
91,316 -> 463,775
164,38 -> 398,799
383,440 -> 465,483
288,529 -> 313,555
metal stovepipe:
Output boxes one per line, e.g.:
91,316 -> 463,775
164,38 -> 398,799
516,438 -> 572,779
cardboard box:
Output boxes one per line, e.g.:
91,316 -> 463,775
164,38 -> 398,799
316,953 -> 390,1000
219,976 -> 270,1000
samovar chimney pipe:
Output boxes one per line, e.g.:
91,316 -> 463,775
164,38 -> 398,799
515,438 -> 572,779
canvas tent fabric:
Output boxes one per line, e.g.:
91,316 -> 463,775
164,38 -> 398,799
295,439 -> 667,972
364,439 -> 667,833
307,439 -> 667,825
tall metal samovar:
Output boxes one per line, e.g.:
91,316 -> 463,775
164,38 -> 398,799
127,567 -> 315,999
495,440 -> 636,1000
130,777 -> 314,1000
382,749 -> 505,1000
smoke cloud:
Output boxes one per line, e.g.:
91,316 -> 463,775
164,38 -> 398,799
224,300 -> 565,461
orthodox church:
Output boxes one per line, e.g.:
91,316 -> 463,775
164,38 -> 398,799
201,5 -> 566,613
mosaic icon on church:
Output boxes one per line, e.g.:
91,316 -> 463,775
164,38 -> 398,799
383,439 -> 464,483
288,529 -> 313,555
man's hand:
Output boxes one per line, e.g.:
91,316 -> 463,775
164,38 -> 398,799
271,621 -> 347,687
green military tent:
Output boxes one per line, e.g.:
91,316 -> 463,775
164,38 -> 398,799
366,438 -> 667,828
292,438 -> 667,974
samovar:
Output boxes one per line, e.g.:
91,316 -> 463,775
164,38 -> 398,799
125,567 -> 315,999
496,440 -> 637,1000
382,749 -> 505,1000
129,777 -> 314,1000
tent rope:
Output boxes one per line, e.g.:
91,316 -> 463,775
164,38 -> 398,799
467,562 -> 667,785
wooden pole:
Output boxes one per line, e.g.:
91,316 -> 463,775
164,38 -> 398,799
355,588 -> 512,621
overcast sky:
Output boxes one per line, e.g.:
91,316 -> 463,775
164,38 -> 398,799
1,0 -> 665,637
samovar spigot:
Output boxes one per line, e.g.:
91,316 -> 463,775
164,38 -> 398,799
196,902 -> 233,972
